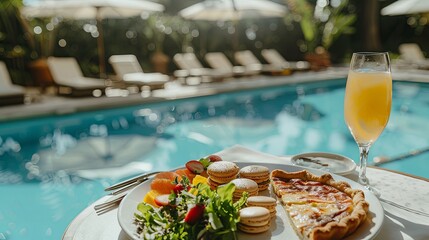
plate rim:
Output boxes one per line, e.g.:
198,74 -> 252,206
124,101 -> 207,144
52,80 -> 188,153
118,162 -> 383,240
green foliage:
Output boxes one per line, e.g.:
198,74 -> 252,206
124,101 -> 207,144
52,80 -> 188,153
0,0 -> 29,59
135,182 -> 247,240
284,0 -> 356,52
141,13 -> 197,53
0,0 -> 34,85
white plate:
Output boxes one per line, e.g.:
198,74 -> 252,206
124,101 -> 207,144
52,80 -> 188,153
291,152 -> 357,175
118,162 -> 383,240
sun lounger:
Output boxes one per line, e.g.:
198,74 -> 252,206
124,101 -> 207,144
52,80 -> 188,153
47,57 -> 107,97
234,50 -> 287,75
261,49 -> 310,71
108,54 -> 169,90
0,61 -> 25,106
173,52 -> 232,82
205,52 -> 260,77
398,43 -> 429,69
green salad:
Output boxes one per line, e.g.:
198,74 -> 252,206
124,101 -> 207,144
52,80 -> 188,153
134,178 -> 248,240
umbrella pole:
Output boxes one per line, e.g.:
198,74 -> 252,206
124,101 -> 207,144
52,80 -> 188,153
96,9 -> 107,79
232,20 -> 239,64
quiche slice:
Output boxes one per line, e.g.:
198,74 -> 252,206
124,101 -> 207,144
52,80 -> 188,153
270,169 -> 369,240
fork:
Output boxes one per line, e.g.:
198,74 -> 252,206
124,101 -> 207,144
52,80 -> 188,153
94,191 -> 128,215
93,171 -> 160,215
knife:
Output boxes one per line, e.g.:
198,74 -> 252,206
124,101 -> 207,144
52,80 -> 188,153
104,171 -> 161,191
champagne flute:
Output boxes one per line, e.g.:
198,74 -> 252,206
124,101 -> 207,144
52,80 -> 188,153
344,52 -> 392,195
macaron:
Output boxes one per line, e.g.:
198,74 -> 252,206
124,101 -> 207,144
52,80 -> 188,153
207,161 -> 239,189
239,165 -> 270,191
238,206 -> 271,234
246,196 -> 277,218
231,178 -> 259,201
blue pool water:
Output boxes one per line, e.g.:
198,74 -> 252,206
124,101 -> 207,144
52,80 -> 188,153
1,78 -> 428,239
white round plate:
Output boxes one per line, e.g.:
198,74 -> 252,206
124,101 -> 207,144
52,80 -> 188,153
291,152 -> 357,175
118,162 -> 383,240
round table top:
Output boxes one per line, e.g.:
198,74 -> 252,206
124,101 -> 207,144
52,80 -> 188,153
63,145 -> 429,240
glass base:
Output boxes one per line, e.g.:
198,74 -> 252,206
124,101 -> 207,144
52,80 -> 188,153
359,177 -> 380,197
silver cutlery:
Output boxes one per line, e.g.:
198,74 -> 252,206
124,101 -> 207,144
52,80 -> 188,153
295,157 -> 329,167
94,171 -> 161,215
105,171 -> 161,191
94,191 -> 128,215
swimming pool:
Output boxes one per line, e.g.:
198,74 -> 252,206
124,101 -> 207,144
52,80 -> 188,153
1,78 -> 428,239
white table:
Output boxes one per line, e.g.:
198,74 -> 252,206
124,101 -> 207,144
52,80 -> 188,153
63,145 -> 429,240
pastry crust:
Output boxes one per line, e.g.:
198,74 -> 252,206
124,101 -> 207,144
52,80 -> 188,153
270,169 -> 369,240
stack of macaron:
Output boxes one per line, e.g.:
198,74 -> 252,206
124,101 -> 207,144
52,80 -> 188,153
238,206 -> 271,234
230,178 -> 259,201
239,165 -> 270,191
206,161 -> 240,189
246,196 -> 277,218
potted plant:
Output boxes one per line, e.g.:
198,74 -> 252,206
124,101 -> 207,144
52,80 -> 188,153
141,13 -> 197,74
1,0 -> 58,88
24,17 -> 57,88
284,0 -> 356,70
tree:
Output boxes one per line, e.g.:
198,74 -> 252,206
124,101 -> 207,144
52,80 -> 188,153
0,0 -> 34,85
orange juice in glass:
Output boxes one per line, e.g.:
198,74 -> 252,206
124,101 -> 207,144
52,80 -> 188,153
345,71 -> 392,144
344,52 -> 392,194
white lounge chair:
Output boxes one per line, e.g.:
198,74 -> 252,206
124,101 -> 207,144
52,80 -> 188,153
173,52 -> 232,81
261,49 -> 310,71
47,57 -> 107,97
108,54 -> 169,90
0,61 -> 25,106
234,50 -> 285,74
204,52 -> 260,77
398,43 -> 429,69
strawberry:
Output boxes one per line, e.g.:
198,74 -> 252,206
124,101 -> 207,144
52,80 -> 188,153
186,160 -> 205,174
208,155 -> 222,162
154,194 -> 170,207
184,204 -> 205,225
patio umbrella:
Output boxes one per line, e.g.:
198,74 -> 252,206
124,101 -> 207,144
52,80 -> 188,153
22,0 -> 164,78
381,0 -> 429,16
179,0 -> 287,21
178,0 -> 287,55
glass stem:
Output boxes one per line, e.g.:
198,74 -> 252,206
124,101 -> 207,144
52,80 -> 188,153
358,144 -> 371,187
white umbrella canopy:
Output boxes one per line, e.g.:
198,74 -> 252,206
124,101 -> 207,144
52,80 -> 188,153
179,0 -> 287,56
22,0 -> 165,78
381,0 -> 429,16
179,0 -> 287,21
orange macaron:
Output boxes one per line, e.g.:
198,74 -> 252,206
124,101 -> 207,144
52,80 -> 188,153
239,165 -> 270,191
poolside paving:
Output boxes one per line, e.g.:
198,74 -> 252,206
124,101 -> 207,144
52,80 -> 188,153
0,67 -> 426,122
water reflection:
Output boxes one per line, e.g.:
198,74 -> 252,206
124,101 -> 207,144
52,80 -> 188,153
0,82 -> 338,184
2,79 -> 429,239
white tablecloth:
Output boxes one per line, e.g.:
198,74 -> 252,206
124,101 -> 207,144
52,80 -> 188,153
63,145 -> 429,240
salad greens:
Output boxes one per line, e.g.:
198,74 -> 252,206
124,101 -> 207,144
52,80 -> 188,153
134,178 -> 248,240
